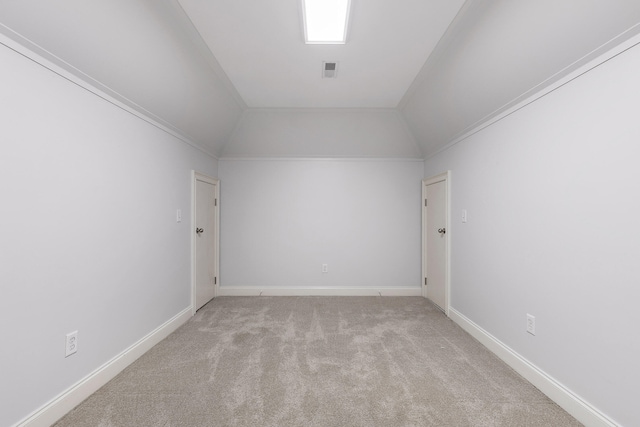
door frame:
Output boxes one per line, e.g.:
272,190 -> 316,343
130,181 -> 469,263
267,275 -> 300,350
192,171 -> 220,315
422,171 -> 451,316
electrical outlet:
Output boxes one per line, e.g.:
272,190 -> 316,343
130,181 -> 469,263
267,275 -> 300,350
176,209 -> 182,223
321,264 -> 328,273
65,331 -> 78,357
462,209 -> 468,223
526,314 -> 535,335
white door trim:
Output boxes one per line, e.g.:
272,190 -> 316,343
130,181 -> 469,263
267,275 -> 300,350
422,171 -> 451,316
192,171 -> 220,315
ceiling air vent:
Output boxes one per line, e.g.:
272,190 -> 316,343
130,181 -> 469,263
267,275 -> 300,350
323,61 -> 338,78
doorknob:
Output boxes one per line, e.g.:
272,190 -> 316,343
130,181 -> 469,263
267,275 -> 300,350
438,228 -> 446,234
196,228 -> 204,234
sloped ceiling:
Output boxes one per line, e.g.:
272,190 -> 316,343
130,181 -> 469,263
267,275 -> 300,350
1,1 -> 640,158
401,0 -> 640,156
177,0 -> 465,109
0,0 -> 244,156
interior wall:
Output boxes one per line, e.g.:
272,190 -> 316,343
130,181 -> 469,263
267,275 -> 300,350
0,41 -> 217,427
219,159 -> 423,290
222,109 -> 422,159
402,0 -> 640,157
0,0 -> 244,154
423,40 -> 640,427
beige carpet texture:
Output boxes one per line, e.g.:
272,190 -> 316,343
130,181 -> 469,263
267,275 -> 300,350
54,297 -> 582,426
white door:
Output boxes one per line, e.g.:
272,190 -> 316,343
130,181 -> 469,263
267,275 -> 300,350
194,175 -> 218,311
423,174 -> 448,313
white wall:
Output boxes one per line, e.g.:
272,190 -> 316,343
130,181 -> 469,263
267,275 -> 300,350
222,109 -> 422,158
0,0 -> 244,154
219,159 -> 423,291
402,0 -> 640,157
0,40 -> 217,427
424,40 -> 640,426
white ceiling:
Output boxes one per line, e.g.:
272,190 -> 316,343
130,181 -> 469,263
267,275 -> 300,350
1,1 -> 640,158
402,0 -> 640,155
177,0 -> 466,108
0,0 -> 244,154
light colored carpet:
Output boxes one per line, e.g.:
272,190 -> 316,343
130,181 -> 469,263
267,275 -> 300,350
54,297 -> 581,426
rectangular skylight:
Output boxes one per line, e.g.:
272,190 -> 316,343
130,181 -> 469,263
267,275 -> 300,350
302,0 -> 351,44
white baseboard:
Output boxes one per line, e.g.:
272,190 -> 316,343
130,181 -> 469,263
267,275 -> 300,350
449,308 -> 618,427
16,307 -> 193,427
217,286 -> 422,297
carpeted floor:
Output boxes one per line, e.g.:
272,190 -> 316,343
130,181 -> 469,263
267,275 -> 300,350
54,297 -> 582,426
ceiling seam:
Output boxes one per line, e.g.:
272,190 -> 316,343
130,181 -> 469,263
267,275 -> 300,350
218,109 -> 250,158
396,0 -> 477,111
167,0 -> 248,111
242,107 -> 403,114
218,157 -> 426,162
392,109 -> 424,160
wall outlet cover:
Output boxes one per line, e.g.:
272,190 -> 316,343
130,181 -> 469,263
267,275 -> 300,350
526,314 -> 536,335
65,331 -> 78,357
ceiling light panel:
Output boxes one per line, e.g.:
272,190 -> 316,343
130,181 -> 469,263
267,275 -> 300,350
302,0 -> 351,44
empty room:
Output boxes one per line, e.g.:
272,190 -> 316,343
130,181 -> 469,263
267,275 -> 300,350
1,1 -> 639,426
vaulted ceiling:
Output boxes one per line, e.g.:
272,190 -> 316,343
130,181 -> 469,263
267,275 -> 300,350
1,0 -> 639,158
178,0 -> 465,109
